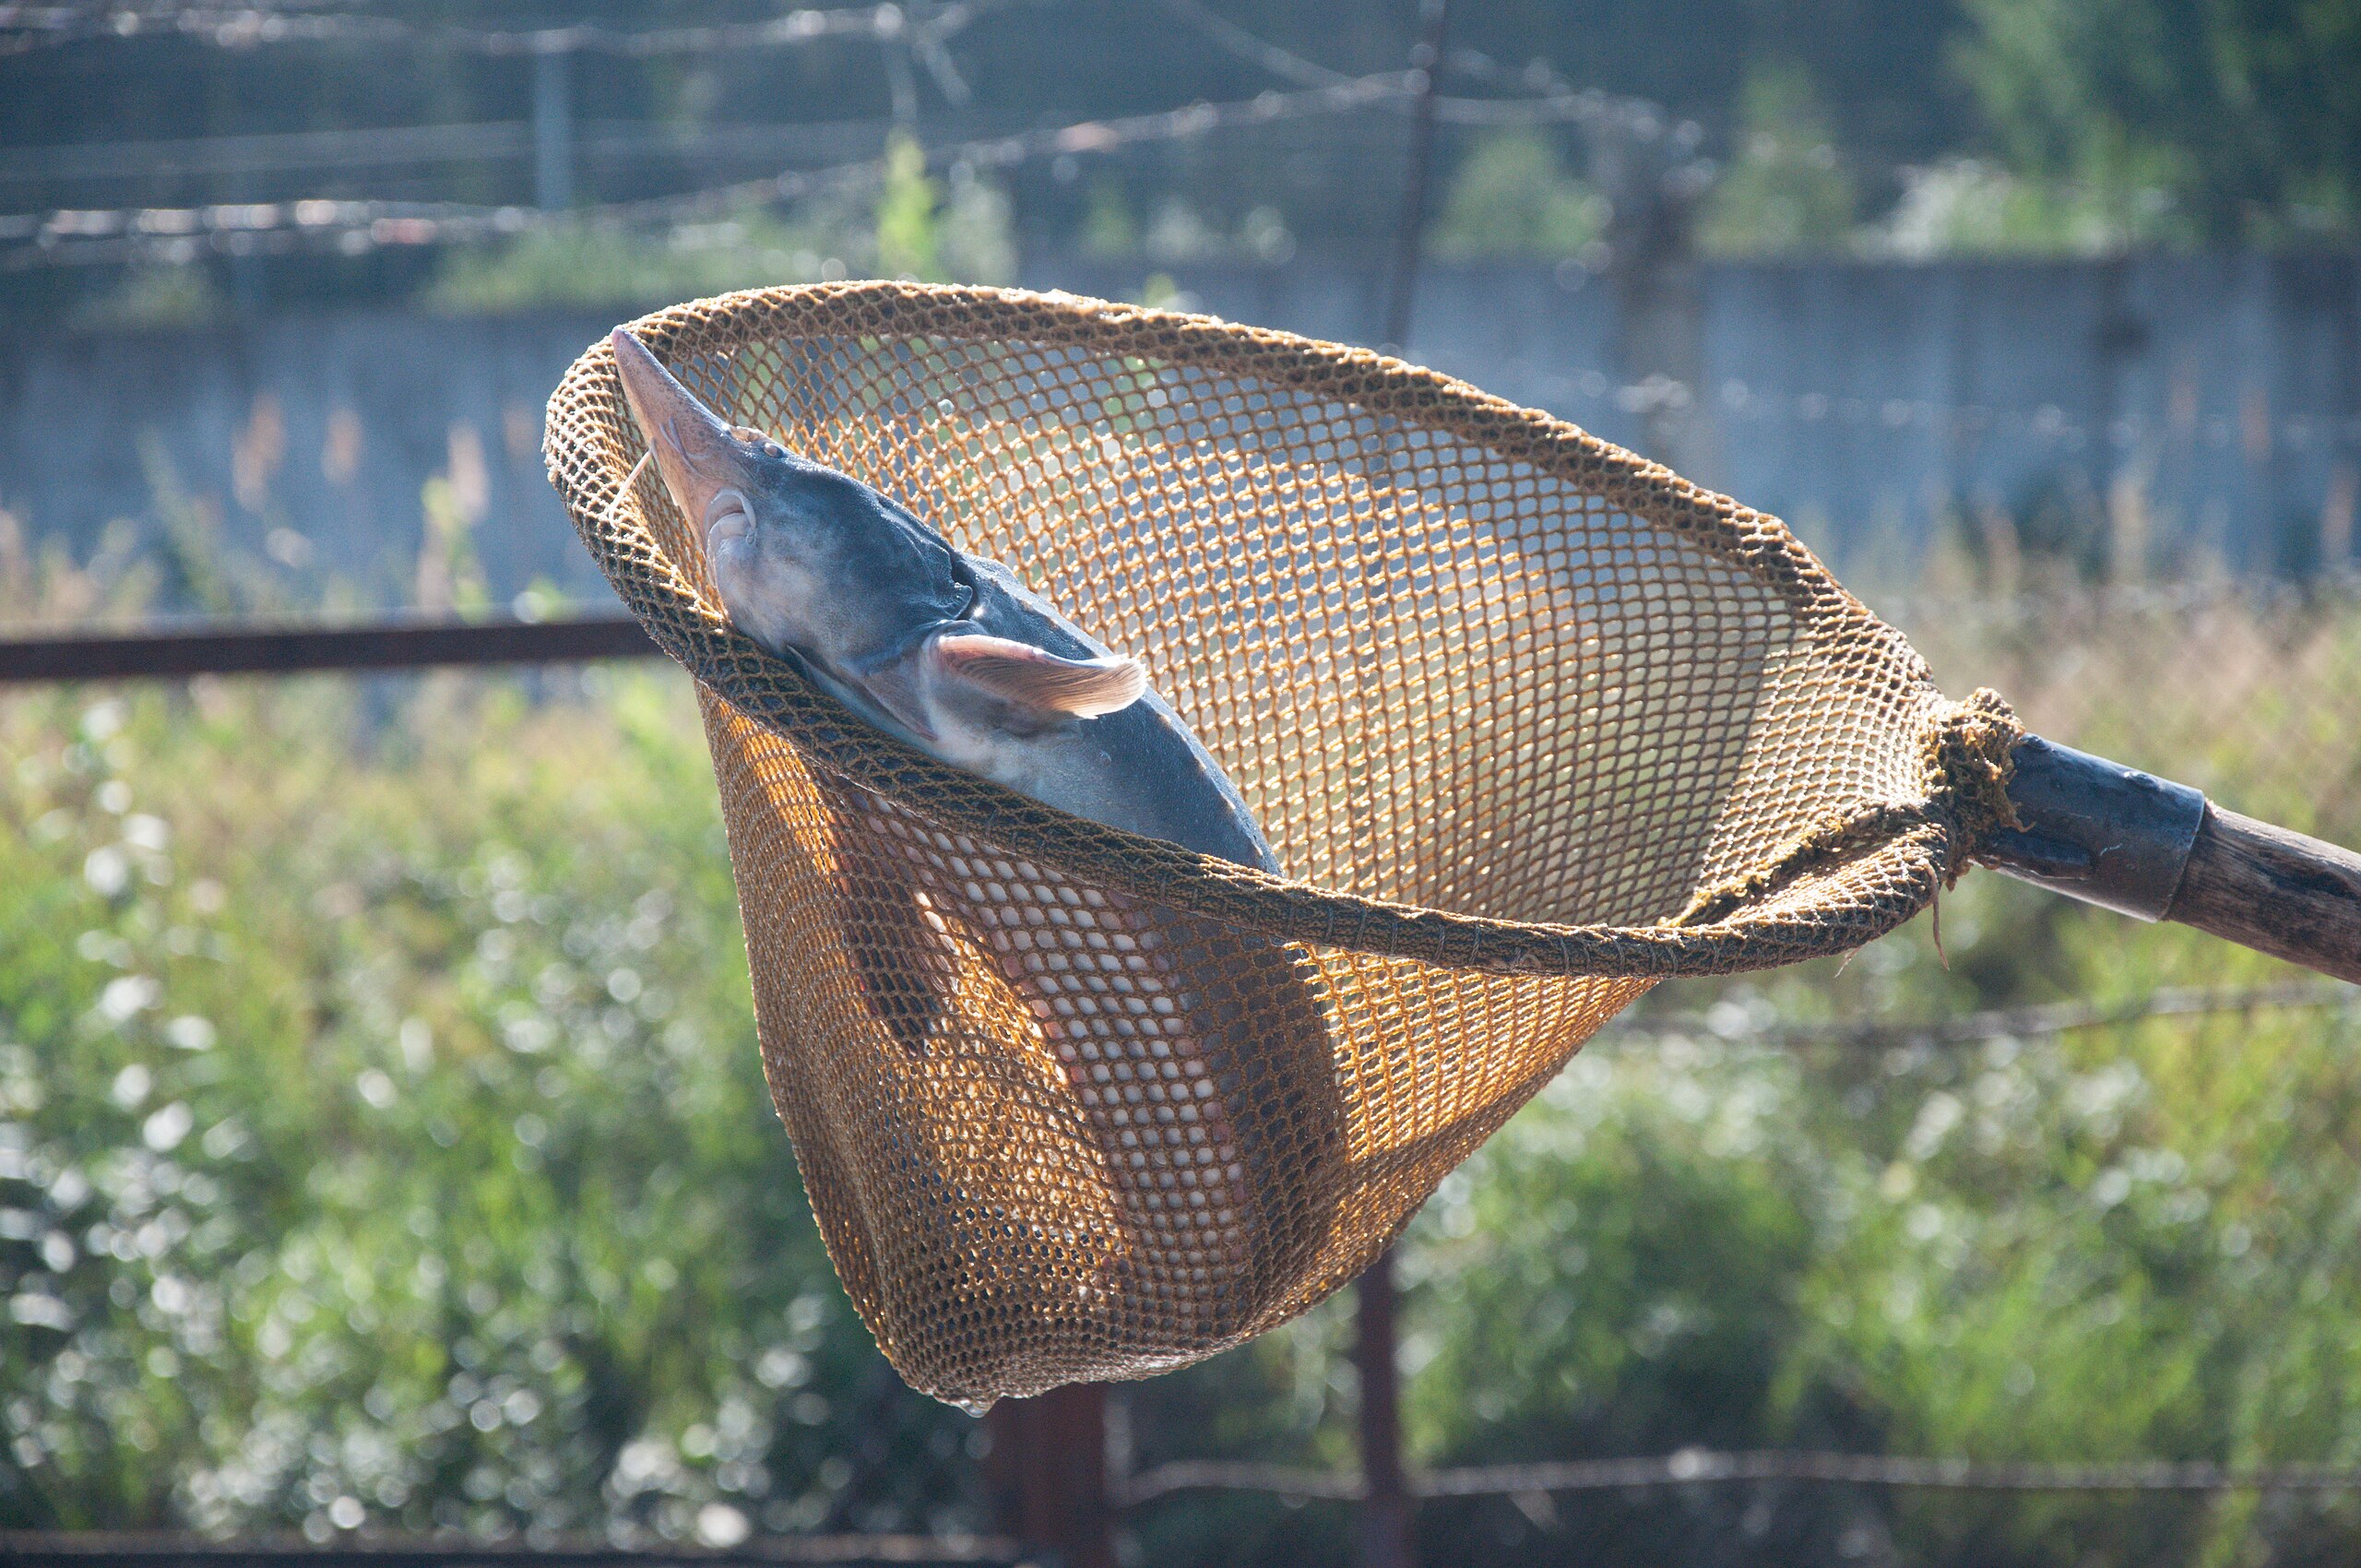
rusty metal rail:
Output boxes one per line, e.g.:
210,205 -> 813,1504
1116,1449 -> 2361,1507
0,613 -> 661,683
0,1531 -> 1022,1566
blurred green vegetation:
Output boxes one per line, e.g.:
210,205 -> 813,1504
25,0 -> 2358,328
424,208 -> 854,315
1428,132 -> 1608,263
1954,0 -> 2361,245
421,157 -> 1015,316
1698,65 -> 1859,258
26,0 -> 2361,327
5,540 -> 2361,1562
0,665 -> 988,1541
1385,899 -> 2361,1565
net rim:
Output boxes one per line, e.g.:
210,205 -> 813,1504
544,279 -> 1969,979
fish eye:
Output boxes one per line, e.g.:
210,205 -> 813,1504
730,424 -> 789,459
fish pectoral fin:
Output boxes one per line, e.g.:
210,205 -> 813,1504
854,656 -> 941,742
931,633 -> 1148,719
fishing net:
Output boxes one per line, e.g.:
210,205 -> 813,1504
543,281 -> 2021,1407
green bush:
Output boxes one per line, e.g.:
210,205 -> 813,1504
1430,131 -> 1607,261
1697,64 -> 1858,258
424,158 -> 1014,315
0,672 -> 978,1539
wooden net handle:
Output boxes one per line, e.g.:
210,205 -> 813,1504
2166,806 -> 2361,983
1979,735 -> 2361,984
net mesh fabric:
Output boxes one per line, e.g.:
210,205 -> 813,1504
544,281 -> 2014,1405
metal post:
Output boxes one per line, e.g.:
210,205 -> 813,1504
983,1384 -> 1116,1568
532,42 -> 575,211
1362,12 -> 1446,1549
1596,112 -> 1704,469
1354,1248 -> 1416,1568
1380,0 -> 1451,350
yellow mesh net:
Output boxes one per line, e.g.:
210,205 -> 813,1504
543,281 -> 2019,1407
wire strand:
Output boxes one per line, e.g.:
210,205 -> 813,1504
1119,1449 -> 2361,1506
0,73 -> 1548,269
0,0 -> 1005,58
1597,980 -> 2353,1054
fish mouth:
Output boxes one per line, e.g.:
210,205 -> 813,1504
704,490 -> 754,553
610,327 -> 764,539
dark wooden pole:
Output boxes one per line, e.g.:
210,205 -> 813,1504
983,1384 -> 1116,1568
2165,806 -> 2361,982
1354,1248 -> 1417,1568
531,40 -> 575,211
1380,0 -> 1450,350
1980,733 -> 2361,983
1357,10 -> 1449,1559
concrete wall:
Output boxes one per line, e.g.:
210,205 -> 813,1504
1031,251 -> 2361,580
2,253 -> 2354,614
0,307 -> 623,612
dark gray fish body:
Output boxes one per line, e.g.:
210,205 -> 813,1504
804,553 -> 1275,871
608,327 -> 1274,875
